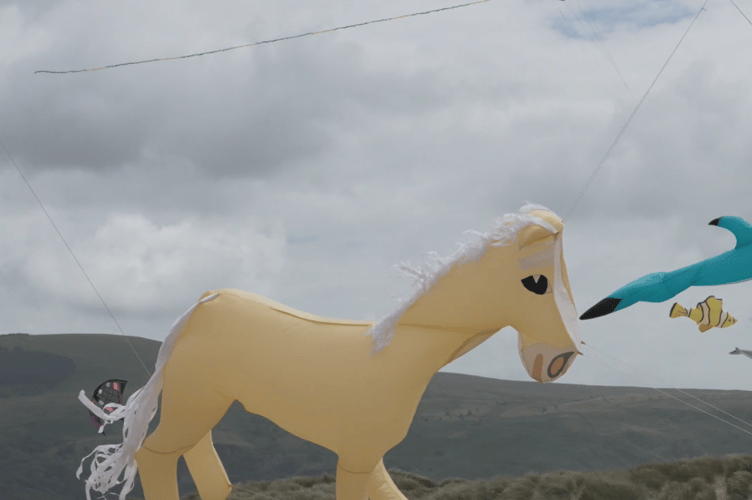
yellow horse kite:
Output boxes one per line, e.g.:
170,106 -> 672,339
78,204 -> 581,500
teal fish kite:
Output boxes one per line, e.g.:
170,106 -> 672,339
581,216 -> 752,320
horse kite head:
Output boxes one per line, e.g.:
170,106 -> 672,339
507,207 -> 580,382
367,203 -> 581,383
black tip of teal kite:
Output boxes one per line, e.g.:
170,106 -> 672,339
709,217 -> 721,226
579,297 -> 621,320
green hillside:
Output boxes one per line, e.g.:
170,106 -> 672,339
2,333 -> 752,500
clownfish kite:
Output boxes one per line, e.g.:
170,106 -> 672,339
581,216 -> 752,320
669,295 -> 737,332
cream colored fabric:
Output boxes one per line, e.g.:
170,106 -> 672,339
78,205 -> 580,500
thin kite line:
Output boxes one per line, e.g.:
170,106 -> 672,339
729,0 -> 752,26
581,344 -> 752,439
560,0 -> 634,98
0,137 -> 152,378
35,0 -> 491,75
583,341 -> 752,431
563,0 -> 710,222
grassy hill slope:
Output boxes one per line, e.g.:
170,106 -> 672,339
2,333 -> 751,500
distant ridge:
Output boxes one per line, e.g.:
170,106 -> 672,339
2,333 -> 752,499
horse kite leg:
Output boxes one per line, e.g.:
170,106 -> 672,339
336,460 -> 377,500
367,458 -> 409,500
134,383 -> 234,500
183,431 -> 233,500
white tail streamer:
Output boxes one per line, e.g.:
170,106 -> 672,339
76,293 -> 219,500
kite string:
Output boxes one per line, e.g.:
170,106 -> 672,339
583,341 -> 752,429
580,341 -> 752,437
34,0 -> 491,74
729,0 -> 752,26
0,137 -> 152,377
563,0 -> 711,222
557,0 -> 634,98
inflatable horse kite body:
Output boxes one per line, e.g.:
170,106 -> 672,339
78,204 -> 580,500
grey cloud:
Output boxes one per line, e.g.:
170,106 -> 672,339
0,0 -> 63,17
6,35 -> 451,180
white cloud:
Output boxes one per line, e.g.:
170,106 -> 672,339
1,210 -> 285,317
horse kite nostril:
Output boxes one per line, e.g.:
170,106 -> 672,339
579,297 -> 621,320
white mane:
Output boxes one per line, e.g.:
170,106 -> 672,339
365,204 -> 558,355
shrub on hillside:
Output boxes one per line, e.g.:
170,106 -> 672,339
656,478 -> 715,500
725,470 -> 752,500
578,476 -> 645,500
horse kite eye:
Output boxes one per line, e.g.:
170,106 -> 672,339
521,275 -> 550,295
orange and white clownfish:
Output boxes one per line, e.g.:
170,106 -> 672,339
669,295 -> 737,332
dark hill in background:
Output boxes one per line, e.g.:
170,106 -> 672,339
0,341 -> 75,397
2,332 -> 752,500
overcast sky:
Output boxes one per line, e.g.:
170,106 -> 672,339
2,0 -> 752,400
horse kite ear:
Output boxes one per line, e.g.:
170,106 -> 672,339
516,218 -> 560,249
